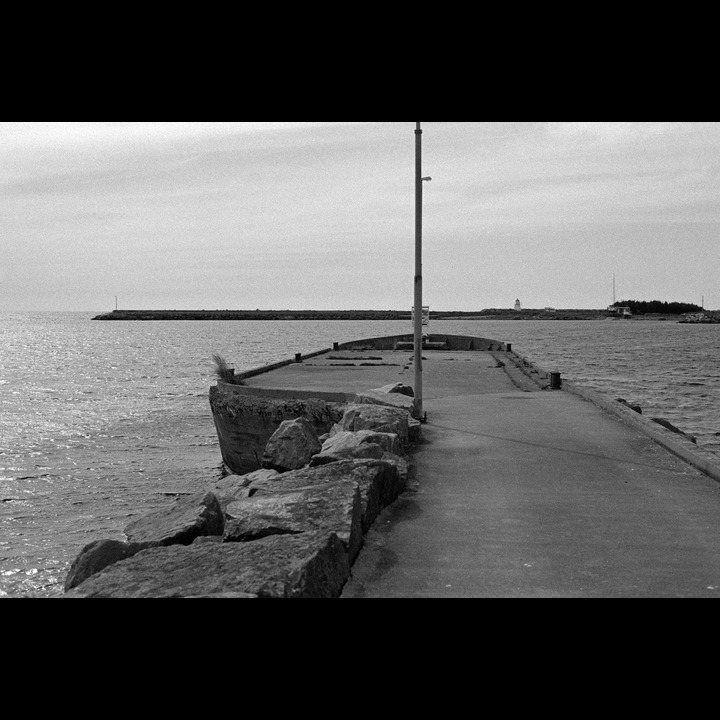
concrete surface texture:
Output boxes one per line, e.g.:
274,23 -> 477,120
337,352 -> 720,598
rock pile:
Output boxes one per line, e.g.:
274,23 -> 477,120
63,384 -> 420,598
209,391 -> 344,476
679,312 -> 720,324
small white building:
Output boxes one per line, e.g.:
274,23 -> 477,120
514,299 -> 522,312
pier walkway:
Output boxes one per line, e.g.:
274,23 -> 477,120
337,352 -> 720,598
243,345 -> 720,598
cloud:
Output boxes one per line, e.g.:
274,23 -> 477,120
2,122 -> 718,311
546,121 -> 680,141
0,122 -> 364,152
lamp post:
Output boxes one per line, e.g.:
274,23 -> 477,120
414,122 -> 431,421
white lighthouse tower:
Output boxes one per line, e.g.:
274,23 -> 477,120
514,299 -> 522,312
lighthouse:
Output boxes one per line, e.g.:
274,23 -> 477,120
514,299 -> 522,312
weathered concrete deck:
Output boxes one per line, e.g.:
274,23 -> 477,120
243,346 -> 720,598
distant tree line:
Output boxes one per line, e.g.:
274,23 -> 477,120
613,300 -> 703,315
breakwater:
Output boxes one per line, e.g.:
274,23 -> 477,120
679,312 -> 720,324
92,309 -> 608,322
92,309 -> 713,322
93,310 -> 414,321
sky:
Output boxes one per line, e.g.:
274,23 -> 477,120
1,121 -> 718,312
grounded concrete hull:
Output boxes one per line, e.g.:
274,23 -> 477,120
208,335 -> 509,477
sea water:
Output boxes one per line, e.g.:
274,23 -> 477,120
1,312 -> 718,598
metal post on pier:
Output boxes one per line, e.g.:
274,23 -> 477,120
414,123 -> 432,422
414,122 -> 424,420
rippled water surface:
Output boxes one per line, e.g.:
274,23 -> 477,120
1,312 -> 718,597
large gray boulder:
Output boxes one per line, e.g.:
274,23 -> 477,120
224,481 -> 363,563
407,416 -> 422,444
309,444 -> 383,467
64,531 -> 350,598
332,404 -> 410,451
323,429 -> 401,456
211,469 -> 281,507
376,383 -> 415,397
381,452 -> 409,490
124,491 -> 224,546
309,430 -> 400,467
246,459 -> 405,534
64,539 -> 158,592
261,417 -> 322,473
353,389 -> 416,414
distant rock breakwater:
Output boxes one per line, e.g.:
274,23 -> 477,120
92,309 -> 612,322
93,310 -> 413,321
678,312 -> 720,324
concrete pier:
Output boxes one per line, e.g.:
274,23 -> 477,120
241,344 -> 720,598
340,353 -> 720,598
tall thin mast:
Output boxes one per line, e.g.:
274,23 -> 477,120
414,122 -> 423,420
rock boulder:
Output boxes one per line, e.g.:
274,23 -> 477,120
64,531 -> 350,599
224,481 -> 363,563
353,389 -> 417,414
124,491 -> 224,546
246,459 -> 405,534
332,404 -> 410,451
64,539 -> 158,592
376,383 -> 415,397
261,417 -> 322,473
211,469 -> 281,506
309,430 -> 401,467
323,429 -> 401,456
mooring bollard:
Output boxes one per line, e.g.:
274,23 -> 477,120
549,371 -> 562,390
